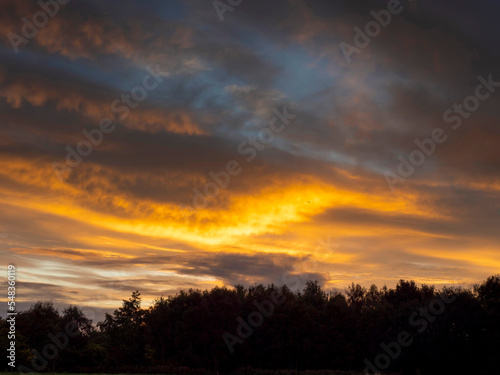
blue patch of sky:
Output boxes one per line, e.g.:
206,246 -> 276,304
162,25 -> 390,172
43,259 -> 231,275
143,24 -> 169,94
223,28 -> 337,105
0,45 -> 161,94
151,64 -> 248,112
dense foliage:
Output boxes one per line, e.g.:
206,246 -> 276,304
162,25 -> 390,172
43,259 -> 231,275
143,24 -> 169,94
2,275 -> 500,374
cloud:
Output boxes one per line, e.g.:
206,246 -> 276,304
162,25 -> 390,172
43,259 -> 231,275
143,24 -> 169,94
1,0 -> 500,313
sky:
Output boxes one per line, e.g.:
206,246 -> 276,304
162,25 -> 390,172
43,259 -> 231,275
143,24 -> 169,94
1,0 -> 500,320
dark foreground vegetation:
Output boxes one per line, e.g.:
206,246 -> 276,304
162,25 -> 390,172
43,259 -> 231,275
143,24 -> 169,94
2,276 -> 500,374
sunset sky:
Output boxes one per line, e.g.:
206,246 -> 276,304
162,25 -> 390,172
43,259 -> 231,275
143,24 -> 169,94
1,0 -> 500,320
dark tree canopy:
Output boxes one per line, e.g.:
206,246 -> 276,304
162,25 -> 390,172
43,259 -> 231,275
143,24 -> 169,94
2,275 -> 500,374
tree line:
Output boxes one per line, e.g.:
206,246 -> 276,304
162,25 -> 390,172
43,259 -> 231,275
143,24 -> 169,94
1,275 -> 500,374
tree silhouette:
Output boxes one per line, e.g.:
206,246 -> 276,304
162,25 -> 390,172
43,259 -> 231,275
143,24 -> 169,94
4,275 -> 500,374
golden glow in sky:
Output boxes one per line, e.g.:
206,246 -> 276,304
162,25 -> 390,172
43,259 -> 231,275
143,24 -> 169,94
1,0 -> 499,319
